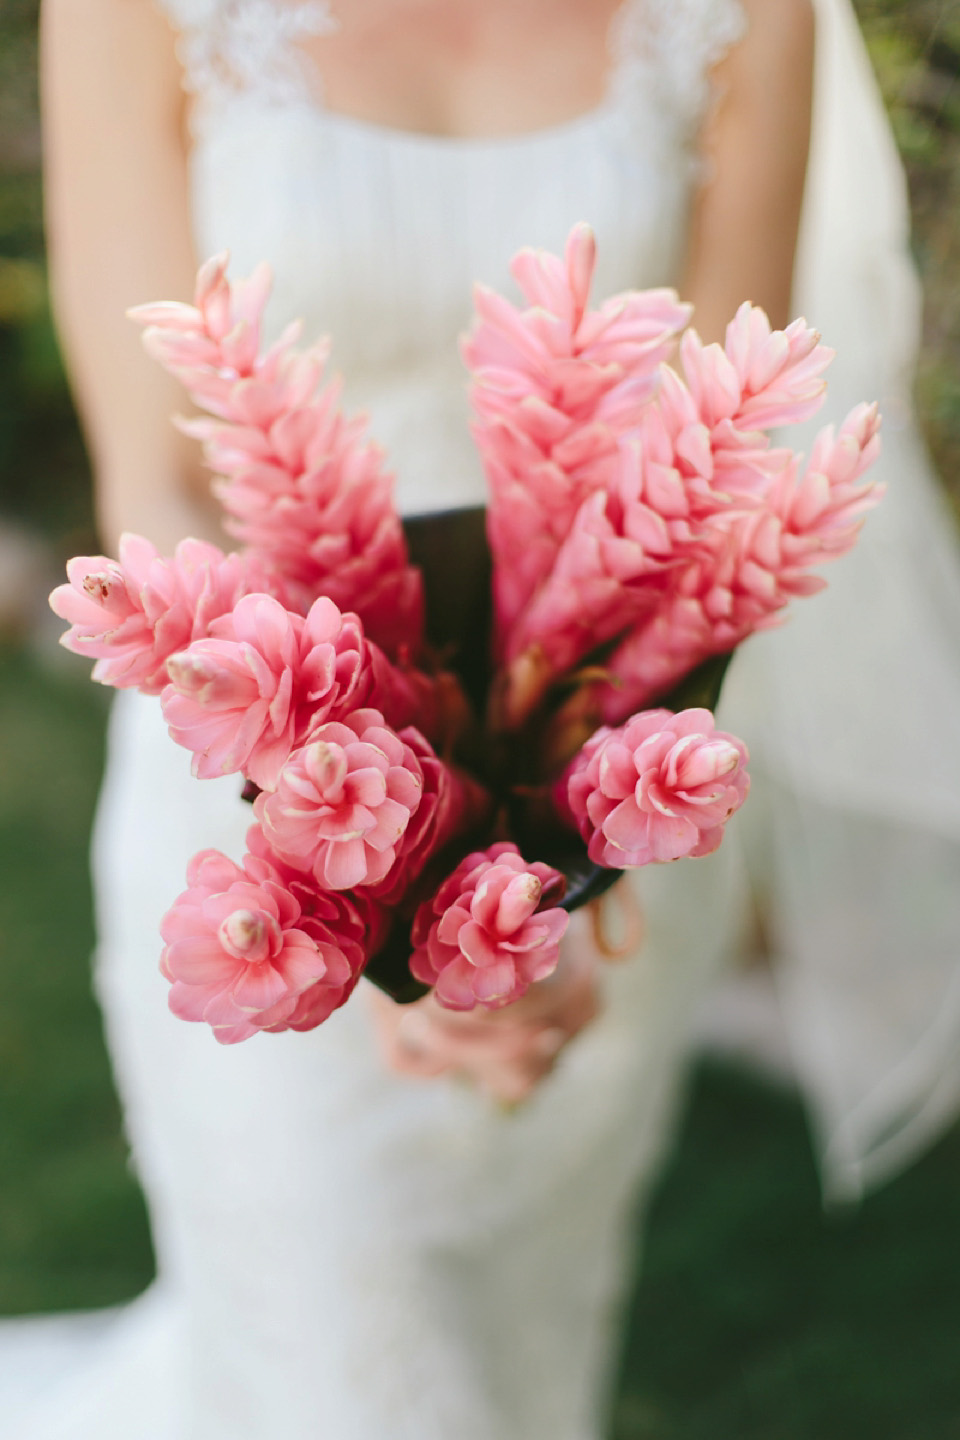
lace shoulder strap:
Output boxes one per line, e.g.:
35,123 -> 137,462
155,0 -> 336,113
608,0 -> 748,145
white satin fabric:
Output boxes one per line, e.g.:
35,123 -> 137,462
6,0 -> 960,1435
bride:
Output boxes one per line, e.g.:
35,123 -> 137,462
8,0 -> 959,1435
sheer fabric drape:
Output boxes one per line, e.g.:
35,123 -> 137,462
720,0 -> 960,1199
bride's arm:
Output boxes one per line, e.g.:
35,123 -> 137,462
41,0 -> 219,553
682,0 -> 816,342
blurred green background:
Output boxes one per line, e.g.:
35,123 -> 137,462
1,3 -> 958,1436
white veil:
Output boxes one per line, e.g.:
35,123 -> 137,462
722,0 -> 960,1201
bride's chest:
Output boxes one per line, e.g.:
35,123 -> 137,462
296,0 -> 626,140
166,0 -> 746,368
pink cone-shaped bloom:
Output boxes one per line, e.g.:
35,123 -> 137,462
767,402 -> 883,576
196,394 -> 424,656
617,305 -> 835,518
595,594 -> 725,723
159,845 -> 366,1045
479,283 -> 838,688
650,359 -> 776,506
502,491 -> 656,677
720,304 -> 834,432
130,252 -> 306,419
464,224 -> 690,642
507,304 -> 836,691
255,709 -> 427,891
131,256 -> 422,654
499,432 -> 700,723
677,308 -> 833,436
596,403 -> 883,720
563,708 -> 749,867
49,533 -> 275,694
410,842 -> 569,1011
595,511 -> 795,720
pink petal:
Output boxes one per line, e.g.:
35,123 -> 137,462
319,836 -> 372,890
647,814 -> 700,862
231,960 -> 295,1014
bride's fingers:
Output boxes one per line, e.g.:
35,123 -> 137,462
539,966 -> 602,1036
371,999 -> 540,1075
376,1006 -> 452,1076
366,948 -> 604,1089
404,1011 -> 565,1071
379,1005 -> 571,1092
475,1029 -> 568,1098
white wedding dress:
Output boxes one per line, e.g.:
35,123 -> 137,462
5,1 -> 960,1436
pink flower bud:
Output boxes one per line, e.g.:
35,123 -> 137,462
410,843 -> 569,1011
160,592 -> 424,790
159,846 -> 366,1044
256,709 -> 426,891
132,256 -> 422,655
49,534 -> 274,694
563,708 -> 750,868
218,908 -> 277,963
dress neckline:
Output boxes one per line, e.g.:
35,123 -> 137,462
173,0 -> 748,152
178,0 -> 645,146
293,87 -> 619,152
291,0 -> 634,148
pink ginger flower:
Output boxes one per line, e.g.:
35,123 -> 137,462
719,303 -> 834,432
255,709 -> 428,891
49,533 -> 274,694
130,255 -> 422,655
597,403 -> 883,720
409,843 -> 569,1011
129,251 -> 311,419
159,845 -> 368,1045
161,590 -> 442,789
484,295 -> 836,709
243,823 -> 387,1032
594,593 -> 725,724
647,305 -> 835,509
257,716 -> 489,906
652,359 -> 774,506
161,593 -> 372,790
563,708 -> 750,867
502,488 -> 660,675
193,388 -> 424,657
677,306 -> 833,442
463,223 -> 690,641
766,402 -> 883,574
498,432 -> 701,725
595,513 -> 792,721
276,890 -> 374,1031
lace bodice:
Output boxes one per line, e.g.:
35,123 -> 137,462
163,0 -> 745,139
167,0 -> 336,110
156,0 -> 746,513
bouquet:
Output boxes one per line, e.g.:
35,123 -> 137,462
50,225 -> 881,1043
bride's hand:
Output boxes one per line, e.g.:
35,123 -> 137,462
367,941 -> 601,1103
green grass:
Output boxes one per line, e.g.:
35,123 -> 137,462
612,1064 -> 960,1439
0,645 -> 154,1313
